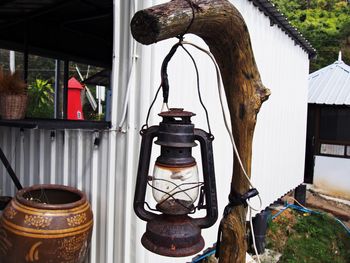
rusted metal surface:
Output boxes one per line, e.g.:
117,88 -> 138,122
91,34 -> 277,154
141,214 -> 204,257
158,108 -> 196,118
0,184 -> 93,263
156,199 -> 195,215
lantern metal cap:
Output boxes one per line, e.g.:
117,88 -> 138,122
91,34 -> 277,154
155,108 -> 197,149
159,108 -> 196,118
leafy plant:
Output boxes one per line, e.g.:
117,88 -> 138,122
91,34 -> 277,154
271,0 -> 350,72
267,210 -> 350,263
27,79 -> 54,118
0,67 -> 27,95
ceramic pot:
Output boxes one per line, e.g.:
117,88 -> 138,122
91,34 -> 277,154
0,184 -> 93,263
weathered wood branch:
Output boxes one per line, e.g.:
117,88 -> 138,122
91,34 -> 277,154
131,0 -> 270,262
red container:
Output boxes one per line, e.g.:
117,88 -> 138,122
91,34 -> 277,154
68,77 -> 84,120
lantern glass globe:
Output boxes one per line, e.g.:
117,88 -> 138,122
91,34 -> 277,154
152,163 -> 199,214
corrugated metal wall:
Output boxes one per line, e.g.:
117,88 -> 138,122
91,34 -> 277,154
0,1 -> 309,263
0,127 -> 111,262
235,0 -> 310,211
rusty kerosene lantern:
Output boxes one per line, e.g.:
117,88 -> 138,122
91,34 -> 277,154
134,108 -> 218,257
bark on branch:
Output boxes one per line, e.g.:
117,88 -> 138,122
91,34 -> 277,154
131,0 -> 270,262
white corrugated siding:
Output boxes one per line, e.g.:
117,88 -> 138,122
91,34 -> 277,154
234,0 -> 310,211
0,0 -> 309,263
0,128 -> 110,262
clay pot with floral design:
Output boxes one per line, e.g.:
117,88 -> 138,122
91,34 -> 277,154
0,184 -> 93,263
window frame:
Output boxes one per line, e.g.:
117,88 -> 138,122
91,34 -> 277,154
314,105 -> 350,159
0,49 -> 111,130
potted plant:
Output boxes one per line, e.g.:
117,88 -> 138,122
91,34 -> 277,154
0,184 -> 93,263
0,67 -> 28,119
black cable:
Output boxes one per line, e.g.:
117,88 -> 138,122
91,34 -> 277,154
143,41 -> 213,135
142,0 -> 199,128
160,43 -> 181,104
160,0 -> 198,104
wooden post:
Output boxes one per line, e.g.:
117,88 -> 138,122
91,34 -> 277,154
131,0 -> 270,262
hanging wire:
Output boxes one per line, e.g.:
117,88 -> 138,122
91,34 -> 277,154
181,40 -> 263,207
180,44 -> 213,135
142,84 -> 162,131
141,0 -> 199,130
178,40 -> 262,263
142,41 -> 214,134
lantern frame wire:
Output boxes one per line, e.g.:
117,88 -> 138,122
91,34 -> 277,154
146,178 -> 204,213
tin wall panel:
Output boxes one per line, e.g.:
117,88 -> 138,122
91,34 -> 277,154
0,127 -> 112,263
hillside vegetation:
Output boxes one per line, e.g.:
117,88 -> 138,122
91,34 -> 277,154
271,0 -> 350,72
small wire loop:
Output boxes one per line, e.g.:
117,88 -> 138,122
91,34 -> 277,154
140,125 -> 148,135
177,0 -> 198,40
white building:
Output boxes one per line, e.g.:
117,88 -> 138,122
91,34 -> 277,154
305,54 -> 350,200
0,0 -> 315,262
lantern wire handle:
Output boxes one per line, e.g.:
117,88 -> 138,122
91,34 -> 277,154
160,0 -> 198,104
142,83 -> 162,131
180,44 -> 213,135
142,0 -> 211,133
143,41 -> 213,134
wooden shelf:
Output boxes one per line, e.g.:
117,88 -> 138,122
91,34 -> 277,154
0,118 -> 111,130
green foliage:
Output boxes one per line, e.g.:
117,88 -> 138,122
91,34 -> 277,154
267,211 -> 350,263
27,79 -> 54,118
271,0 -> 350,72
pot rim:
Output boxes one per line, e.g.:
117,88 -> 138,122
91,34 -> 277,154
16,184 -> 87,210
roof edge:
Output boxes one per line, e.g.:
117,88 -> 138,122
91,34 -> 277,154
248,0 -> 317,59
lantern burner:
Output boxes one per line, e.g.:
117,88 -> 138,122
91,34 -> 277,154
148,170 -> 204,215
141,214 -> 204,257
157,199 -> 194,214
